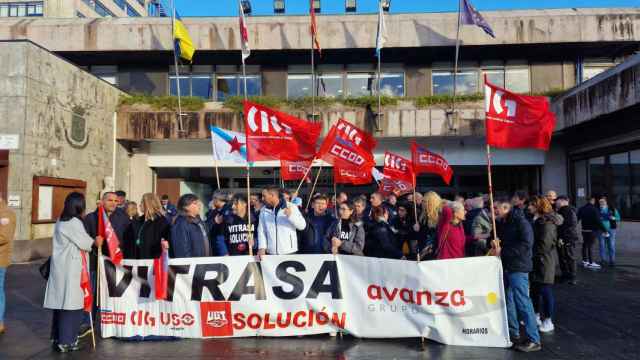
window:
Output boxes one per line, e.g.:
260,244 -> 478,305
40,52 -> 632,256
113,0 -> 126,10
573,149 -> 640,220
95,1 -> 115,16
346,73 -> 375,97
505,67 -> 530,93
126,4 -> 140,16
287,74 -> 312,98
380,73 -> 404,97
0,2 -> 42,17
432,69 -> 478,95
169,76 -> 190,97
483,68 -> 505,88
581,58 -> 618,83
317,73 -> 343,98
216,75 -> 260,100
90,66 -> 118,85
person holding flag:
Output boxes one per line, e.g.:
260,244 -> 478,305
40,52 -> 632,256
44,192 -> 103,353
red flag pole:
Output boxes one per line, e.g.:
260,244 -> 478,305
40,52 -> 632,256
485,144 -> 498,243
294,158 -> 316,196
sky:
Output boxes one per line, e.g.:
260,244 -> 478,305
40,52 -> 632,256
173,0 -> 640,17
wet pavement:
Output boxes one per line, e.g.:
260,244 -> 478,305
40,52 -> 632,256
1,253 -> 639,360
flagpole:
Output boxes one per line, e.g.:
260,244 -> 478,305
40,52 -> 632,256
212,142 -> 221,190
170,0 -> 184,132
452,0 -> 462,114
240,3 -> 253,257
376,47 -> 382,128
305,165 -> 323,210
294,158 -> 316,196
485,144 -> 498,243
310,2 -> 316,120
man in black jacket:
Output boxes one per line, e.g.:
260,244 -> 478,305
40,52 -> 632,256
556,196 -> 579,284
494,198 -> 541,352
577,196 -> 607,269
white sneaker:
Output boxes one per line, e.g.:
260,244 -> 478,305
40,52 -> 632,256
589,262 -> 601,269
581,260 -> 590,267
535,313 -> 542,327
539,318 -> 555,333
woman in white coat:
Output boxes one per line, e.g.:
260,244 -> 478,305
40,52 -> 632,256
44,192 -> 103,352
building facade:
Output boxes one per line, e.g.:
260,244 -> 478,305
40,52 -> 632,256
0,8 -> 639,260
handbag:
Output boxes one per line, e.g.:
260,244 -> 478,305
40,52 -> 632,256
39,256 -> 51,280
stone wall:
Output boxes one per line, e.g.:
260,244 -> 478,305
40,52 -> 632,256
0,40 -> 126,262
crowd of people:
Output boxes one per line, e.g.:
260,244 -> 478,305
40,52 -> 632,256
0,185 -> 622,353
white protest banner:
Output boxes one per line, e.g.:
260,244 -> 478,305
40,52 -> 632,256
99,255 -> 510,347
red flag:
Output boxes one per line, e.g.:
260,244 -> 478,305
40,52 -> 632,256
484,76 -> 556,151
333,165 -> 372,185
244,101 -> 321,162
281,159 -> 312,182
310,0 -> 321,55
98,205 -> 124,266
378,177 -> 413,197
80,252 -> 92,312
154,249 -> 169,300
410,141 -> 453,185
383,151 -> 415,186
317,119 -> 377,171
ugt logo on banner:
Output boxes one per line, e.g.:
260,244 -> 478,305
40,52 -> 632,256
200,302 -> 234,337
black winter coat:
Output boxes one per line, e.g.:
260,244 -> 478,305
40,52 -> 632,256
577,203 -> 606,232
132,216 -> 170,259
364,220 -> 404,259
84,207 -> 133,269
557,205 -> 579,244
531,212 -> 563,284
496,210 -> 534,273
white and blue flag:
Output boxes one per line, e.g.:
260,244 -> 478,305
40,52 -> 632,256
210,125 -> 248,165
375,0 -> 387,58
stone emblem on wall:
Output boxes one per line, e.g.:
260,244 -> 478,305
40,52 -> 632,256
65,106 -> 90,149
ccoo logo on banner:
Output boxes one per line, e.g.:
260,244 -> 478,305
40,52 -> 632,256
99,255 -> 511,347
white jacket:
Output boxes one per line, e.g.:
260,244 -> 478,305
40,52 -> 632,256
257,201 -> 306,255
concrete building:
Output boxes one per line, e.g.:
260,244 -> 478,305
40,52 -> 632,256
0,0 -> 152,19
0,40 -> 127,261
0,8 -> 639,259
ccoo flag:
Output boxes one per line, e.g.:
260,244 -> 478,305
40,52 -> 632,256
210,126 -> 248,165
484,76 -> 556,151
153,249 -> 169,300
411,141 -> 453,185
173,11 -> 196,62
460,0 -> 495,38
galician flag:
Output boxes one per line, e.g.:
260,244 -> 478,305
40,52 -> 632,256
210,126 -> 248,165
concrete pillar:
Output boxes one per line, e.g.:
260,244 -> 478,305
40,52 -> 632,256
262,66 -> 287,98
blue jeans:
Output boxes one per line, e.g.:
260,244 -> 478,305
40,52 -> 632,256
505,272 -> 540,344
599,229 -> 616,264
0,267 -> 5,324
531,283 -> 555,320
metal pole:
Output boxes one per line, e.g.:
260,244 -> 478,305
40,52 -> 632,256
311,28 -> 316,119
486,144 -> 498,243
333,179 -> 338,218
305,165 -> 323,211
170,0 -> 185,132
452,0 -> 462,113
377,49 -> 382,126
242,54 -> 253,256
294,158 -> 316,196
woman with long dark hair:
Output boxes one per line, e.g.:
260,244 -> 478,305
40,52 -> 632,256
528,196 -> 563,334
324,201 -> 365,255
44,192 -> 103,352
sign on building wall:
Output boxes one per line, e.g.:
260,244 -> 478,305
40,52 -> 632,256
0,134 -> 19,150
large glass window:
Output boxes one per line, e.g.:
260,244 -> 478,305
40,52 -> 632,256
589,157 -> 606,197
380,73 -> 404,97
317,73 -> 343,98
346,73 -> 375,97
483,68 -> 505,88
432,70 -> 478,95
611,152 -> 631,218
169,76 -> 190,97
287,74 -> 312,98
239,75 -> 262,98
216,75 -> 260,100
191,75 -> 213,99
506,67 -> 530,93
